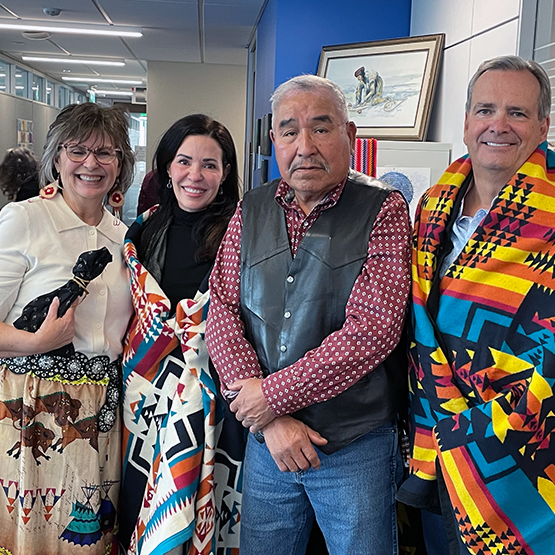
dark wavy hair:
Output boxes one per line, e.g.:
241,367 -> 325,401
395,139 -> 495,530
139,114 -> 240,264
0,147 -> 39,200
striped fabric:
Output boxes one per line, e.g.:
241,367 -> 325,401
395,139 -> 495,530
350,138 -> 377,177
401,142 -> 555,553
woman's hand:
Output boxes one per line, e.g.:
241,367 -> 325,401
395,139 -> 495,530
0,297 -> 76,358
33,297 -> 76,353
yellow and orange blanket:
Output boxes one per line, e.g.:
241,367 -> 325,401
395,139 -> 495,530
399,142 -> 555,553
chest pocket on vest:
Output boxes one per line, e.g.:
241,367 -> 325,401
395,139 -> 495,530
241,234 -> 367,343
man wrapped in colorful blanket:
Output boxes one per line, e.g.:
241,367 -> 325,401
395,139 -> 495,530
397,56 -> 555,555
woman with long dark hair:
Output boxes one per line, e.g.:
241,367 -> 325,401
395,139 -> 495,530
119,114 -> 243,555
138,114 -> 239,291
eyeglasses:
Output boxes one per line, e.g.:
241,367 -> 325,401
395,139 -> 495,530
61,143 -> 122,164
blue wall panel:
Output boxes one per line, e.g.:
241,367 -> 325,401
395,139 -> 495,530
253,0 -> 412,182
275,0 -> 412,87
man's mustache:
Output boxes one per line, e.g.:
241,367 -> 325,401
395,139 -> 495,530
289,158 -> 330,173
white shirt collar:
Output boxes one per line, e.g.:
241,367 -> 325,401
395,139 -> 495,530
37,191 -> 124,243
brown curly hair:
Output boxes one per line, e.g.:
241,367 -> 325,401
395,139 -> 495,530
40,102 -> 135,194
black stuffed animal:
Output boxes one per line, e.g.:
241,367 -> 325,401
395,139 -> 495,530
13,247 -> 113,357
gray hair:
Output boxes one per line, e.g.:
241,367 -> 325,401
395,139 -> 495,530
465,55 -> 551,120
270,74 -> 349,123
40,102 -> 135,193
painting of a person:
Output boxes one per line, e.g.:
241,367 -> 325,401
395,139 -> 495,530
354,66 -> 388,107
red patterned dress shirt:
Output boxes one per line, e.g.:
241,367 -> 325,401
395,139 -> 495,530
206,178 -> 411,417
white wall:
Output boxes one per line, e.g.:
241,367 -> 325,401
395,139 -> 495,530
411,0 -> 522,159
146,61 -> 247,184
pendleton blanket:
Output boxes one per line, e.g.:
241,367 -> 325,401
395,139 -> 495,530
119,210 -> 244,555
398,142 -> 555,554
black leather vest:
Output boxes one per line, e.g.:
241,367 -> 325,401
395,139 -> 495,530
240,170 -> 407,454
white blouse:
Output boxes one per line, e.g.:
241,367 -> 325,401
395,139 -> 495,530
0,193 -> 132,361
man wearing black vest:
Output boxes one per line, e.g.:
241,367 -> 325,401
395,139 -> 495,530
206,74 -> 411,555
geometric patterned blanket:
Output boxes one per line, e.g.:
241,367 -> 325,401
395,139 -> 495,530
119,210 -> 243,555
398,142 -> 555,554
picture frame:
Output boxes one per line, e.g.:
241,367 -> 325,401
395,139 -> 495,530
317,34 -> 445,141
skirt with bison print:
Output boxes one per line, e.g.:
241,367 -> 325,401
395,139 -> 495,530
0,352 -> 121,555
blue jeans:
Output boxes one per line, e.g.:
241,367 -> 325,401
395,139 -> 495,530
421,510 -> 450,555
241,421 -> 402,555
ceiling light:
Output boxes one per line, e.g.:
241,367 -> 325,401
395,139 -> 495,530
89,89 -> 133,96
0,21 -> 142,38
22,31 -> 52,40
22,57 -> 125,67
63,77 -> 143,85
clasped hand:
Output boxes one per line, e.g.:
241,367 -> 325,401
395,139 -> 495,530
228,378 -> 328,472
228,377 -> 275,433
263,416 -> 328,472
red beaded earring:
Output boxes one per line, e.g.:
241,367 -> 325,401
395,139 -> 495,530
108,189 -> 125,225
39,183 -> 59,199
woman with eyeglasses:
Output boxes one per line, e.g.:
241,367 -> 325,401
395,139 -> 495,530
118,114 -> 245,555
0,102 -> 134,554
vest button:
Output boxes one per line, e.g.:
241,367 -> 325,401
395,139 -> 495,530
280,345 -> 287,352
286,275 -> 294,283
284,311 -> 291,319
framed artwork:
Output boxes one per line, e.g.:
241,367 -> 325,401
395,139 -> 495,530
17,118 -> 34,150
317,34 -> 445,140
